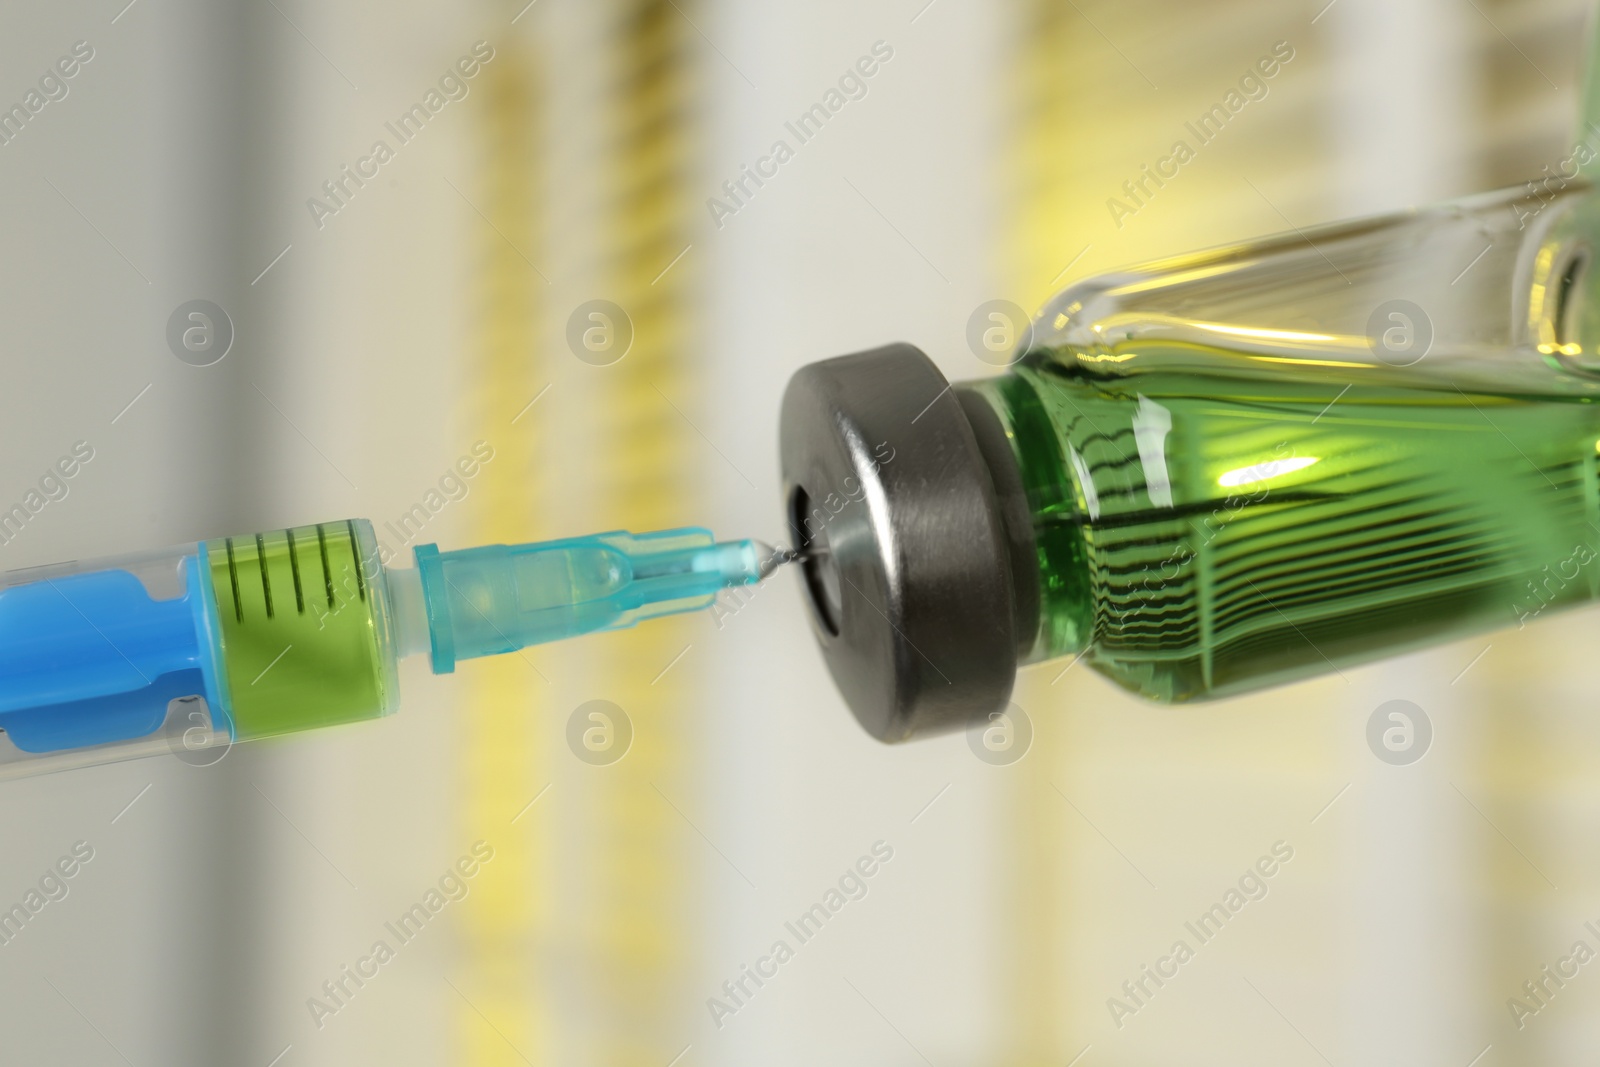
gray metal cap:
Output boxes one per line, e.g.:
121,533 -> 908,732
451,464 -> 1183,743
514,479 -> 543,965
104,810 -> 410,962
779,343 -> 1022,742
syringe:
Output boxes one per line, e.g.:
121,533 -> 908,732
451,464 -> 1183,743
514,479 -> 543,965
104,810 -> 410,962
0,520 -> 790,778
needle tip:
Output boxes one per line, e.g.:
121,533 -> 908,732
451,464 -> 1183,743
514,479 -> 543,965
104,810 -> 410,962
753,541 -> 806,579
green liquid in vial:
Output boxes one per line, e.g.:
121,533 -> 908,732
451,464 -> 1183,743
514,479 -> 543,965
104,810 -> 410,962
972,341 -> 1600,702
206,520 -> 391,738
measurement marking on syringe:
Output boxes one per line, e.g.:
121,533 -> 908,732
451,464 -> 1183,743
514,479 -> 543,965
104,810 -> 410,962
315,524 -> 335,608
285,528 -> 306,613
255,532 -> 274,619
224,538 -> 243,622
252,644 -> 293,685
346,519 -> 367,601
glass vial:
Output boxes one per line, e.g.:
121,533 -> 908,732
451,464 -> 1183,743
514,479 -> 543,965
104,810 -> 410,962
780,180 -> 1600,741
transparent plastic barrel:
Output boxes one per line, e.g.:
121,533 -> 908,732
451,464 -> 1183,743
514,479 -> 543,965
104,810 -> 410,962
0,519 -> 399,779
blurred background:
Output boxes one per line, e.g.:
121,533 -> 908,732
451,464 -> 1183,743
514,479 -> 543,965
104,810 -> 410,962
0,0 -> 1596,1063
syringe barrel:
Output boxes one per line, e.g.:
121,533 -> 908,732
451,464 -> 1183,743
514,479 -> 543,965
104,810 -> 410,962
0,518 -> 762,778
0,519 -> 399,778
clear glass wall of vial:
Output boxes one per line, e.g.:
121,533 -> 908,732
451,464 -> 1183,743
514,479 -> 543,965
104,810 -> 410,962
959,182 -> 1600,702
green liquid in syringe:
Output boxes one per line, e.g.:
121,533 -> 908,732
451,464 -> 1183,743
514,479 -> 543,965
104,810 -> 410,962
972,341 -> 1600,701
206,520 -> 393,739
